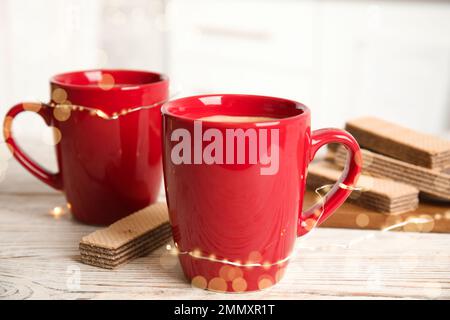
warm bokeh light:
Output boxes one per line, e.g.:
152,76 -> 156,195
302,218 -> 316,232
50,206 -> 65,219
52,88 -> 68,103
190,249 -> 202,258
313,207 -> 322,217
98,73 -> 115,90
356,213 -> 370,228
191,275 -> 207,290
53,104 -> 72,122
445,210 -> 450,220
207,277 -> 227,292
231,277 -> 247,292
219,265 -> 243,282
248,250 -> 262,263
258,275 -> 274,290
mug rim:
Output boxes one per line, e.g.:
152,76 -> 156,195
50,69 -> 168,92
161,93 -> 310,127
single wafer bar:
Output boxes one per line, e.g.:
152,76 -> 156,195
334,146 -> 450,201
307,161 -> 419,214
80,202 -> 172,269
345,117 -> 450,169
79,223 -> 171,256
80,238 -> 169,269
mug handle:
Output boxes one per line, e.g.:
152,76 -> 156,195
3,102 -> 63,190
298,128 -> 361,236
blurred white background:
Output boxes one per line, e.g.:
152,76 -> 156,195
0,0 -> 449,140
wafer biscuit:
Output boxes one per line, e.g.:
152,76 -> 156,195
307,161 -> 419,214
334,146 -> 450,201
80,238 -> 169,269
79,202 -> 172,269
80,226 -> 171,256
345,117 -> 450,169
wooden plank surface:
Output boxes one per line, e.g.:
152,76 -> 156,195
0,142 -> 449,300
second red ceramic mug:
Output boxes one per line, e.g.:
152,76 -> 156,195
162,94 -> 362,292
3,70 -> 168,225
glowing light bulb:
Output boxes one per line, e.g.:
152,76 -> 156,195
96,110 -> 109,119
191,249 -> 201,258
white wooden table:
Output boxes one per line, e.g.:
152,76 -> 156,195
0,141 -> 449,300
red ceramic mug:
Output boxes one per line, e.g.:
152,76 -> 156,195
3,69 -> 169,225
162,94 -> 361,292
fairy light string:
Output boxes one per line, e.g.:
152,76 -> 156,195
165,181 -> 364,267
165,180 -> 439,266
49,99 -> 169,121
44,84 -> 181,121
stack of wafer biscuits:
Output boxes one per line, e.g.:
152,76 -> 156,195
334,146 -> 450,201
307,161 -> 419,214
80,202 -> 172,269
345,117 -> 450,169
313,116 -> 450,232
